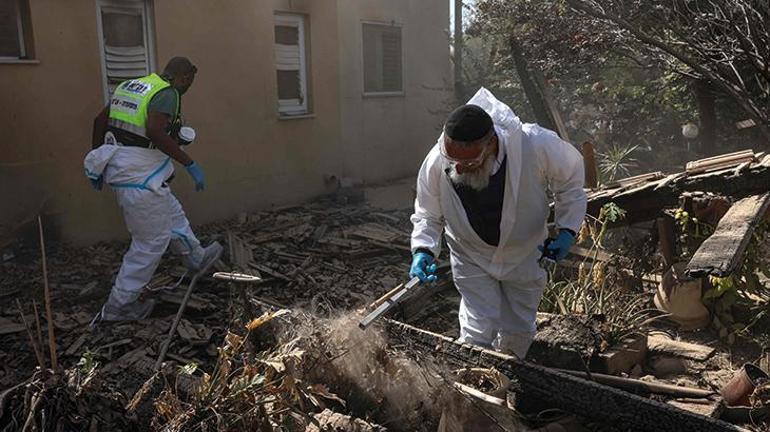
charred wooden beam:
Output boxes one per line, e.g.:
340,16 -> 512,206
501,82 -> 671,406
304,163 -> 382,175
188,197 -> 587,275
587,156 -> 770,224
385,319 -> 746,432
685,151 -> 755,176
686,193 -> 770,278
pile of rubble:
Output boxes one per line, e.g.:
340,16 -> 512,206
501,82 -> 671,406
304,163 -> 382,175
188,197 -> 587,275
4,149 -> 770,431
0,198 -> 436,429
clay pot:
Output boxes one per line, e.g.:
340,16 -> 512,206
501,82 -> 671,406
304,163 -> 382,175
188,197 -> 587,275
654,263 -> 710,330
721,363 -> 769,406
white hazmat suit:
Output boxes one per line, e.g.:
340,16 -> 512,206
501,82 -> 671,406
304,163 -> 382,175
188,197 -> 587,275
410,88 -> 587,357
84,134 -> 207,321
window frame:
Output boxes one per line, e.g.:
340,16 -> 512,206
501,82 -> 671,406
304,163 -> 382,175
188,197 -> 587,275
361,20 -> 404,97
0,0 -> 31,61
95,0 -> 156,104
274,13 -> 309,117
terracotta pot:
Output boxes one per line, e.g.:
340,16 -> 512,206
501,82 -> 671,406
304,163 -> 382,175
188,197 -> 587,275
653,263 -> 710,330
721,363 -> 769,406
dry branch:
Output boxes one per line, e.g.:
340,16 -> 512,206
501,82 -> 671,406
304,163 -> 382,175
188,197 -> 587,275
37,216 -> 57,371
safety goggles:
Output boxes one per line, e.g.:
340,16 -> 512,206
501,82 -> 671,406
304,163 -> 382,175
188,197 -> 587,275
440,134 -> 494,168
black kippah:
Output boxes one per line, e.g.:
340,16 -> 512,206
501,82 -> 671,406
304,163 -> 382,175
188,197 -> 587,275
444,104 -> 493,141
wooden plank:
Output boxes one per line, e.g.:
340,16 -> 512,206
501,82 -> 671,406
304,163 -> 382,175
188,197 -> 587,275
227,231 -> 252,271
593,333 -> 648,375
648,334 -> 715,361
250,263 -> 290,282
64,334 -> 89,357
668,397 -> 724,419
158,292 -> 209,311
585,152 -> 770,225
685,150 -> 755,175
0,318 -> 26,335
686,193 -> 770,277
607,171 -> 665,189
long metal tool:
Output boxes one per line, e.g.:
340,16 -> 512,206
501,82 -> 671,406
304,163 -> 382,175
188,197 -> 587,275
359,276 -> 423,330
154,248 -> 223,371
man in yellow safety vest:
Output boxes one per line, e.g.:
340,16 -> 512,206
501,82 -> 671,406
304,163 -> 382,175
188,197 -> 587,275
85,57 -> 222,322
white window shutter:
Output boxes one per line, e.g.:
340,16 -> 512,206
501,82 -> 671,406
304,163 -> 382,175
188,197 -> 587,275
274,14 -> 308,115
105,45 -> 149,81
97,0 -> 155,100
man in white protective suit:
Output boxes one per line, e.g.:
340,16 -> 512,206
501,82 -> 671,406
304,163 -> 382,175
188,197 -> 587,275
409,88 -> 587,357
84,57 -> 222,322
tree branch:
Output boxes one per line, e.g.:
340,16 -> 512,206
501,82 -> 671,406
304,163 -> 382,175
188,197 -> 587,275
565,0 -> 770,142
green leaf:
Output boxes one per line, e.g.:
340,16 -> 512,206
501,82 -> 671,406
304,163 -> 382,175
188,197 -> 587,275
599,203 -> 627,223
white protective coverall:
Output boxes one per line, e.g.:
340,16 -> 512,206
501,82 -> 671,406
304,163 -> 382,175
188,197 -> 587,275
84,134 -> 206,320
410,88 -> 587,357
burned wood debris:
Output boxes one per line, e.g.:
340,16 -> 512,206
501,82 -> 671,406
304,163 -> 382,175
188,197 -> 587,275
586,150 -> 770,227
2,147 -> 770,431
586,149 -> 770,281
0,199 -> 417,388
0,199 -> 446,431
386,319 -> 745,432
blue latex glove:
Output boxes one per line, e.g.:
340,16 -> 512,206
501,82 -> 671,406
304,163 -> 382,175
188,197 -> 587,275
410,252 -> 438,283
185,161 -> 205,191
89,176 -> 103,192
538,229 -> 575,262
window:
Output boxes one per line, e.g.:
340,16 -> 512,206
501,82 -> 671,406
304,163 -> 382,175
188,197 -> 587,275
96,0 -> 155,101
362,23 -> 402,94
0,0 -> 32,60
274,13 -> 308,116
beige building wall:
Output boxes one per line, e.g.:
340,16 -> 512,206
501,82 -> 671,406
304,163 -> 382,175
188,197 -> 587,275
152,0 -> 344,237
0,0 -> 449,245
337,0 -> 452,183
0,0 -> 112,244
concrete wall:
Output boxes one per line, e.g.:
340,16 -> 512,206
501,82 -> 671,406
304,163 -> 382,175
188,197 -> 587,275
0,0 -> 449,245
0,0 -> 111,243
337,0 -> 452,183
152,0 -> 344,237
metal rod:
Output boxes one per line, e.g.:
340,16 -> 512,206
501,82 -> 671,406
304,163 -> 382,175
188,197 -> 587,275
154,272 -> 202,371
359,277 -> 421,330
154,248 -> 222,371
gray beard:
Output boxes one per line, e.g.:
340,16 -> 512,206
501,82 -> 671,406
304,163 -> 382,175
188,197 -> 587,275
448,153 -> 498,191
